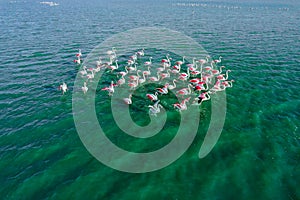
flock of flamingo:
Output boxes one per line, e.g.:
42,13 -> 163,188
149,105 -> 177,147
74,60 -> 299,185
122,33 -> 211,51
59,48 -> 234,116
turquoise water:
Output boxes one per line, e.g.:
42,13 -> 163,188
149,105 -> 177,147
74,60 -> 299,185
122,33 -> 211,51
1,0 -> 299,199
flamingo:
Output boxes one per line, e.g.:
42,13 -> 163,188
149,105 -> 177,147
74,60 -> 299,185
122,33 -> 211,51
194,82 -> 208,92
108,60 -> 119,72
144,57 -> 152,66
148,100 -> 163,116
156,84 -> 168,95
149,72 -> 160,82
86,70 -> 95,81
128,79 -> 139,90
107,47 -> 116,56
177,84 -> 193,96
173,97 -> 190,112
127,63 -> 137,72
130,54 -> 137,62
96,57 -> 103,67
167,79 -> 177,90
143,66 -> 151,76
189,78 -> 201,85
213,56 -> 222,64
127,59 -> 135,66
209,80 -> 222,93
75,49 -> 82,57
102,81 -> 115,96
197,56 -> 209,66
138,71 -> 147,84
137,48 -> 145,57
117,76 -> 126,86
59,82 -> 68,94
82,82 -> 88,94
146,92 -> 158,101
118,66 -> 129,77
129,70 -> 141,81
74,56 -> 81,64
222,80 -> 234,88
211,66 -> 225,76
217,70 -> 231,81
123,94 -> 132,105
160,69 -> 171,80
79,66 -> 87,76
171,65 -> 181,74
176,56 -> 185,66
193,92 -> 210,105
178,68 -> 190,81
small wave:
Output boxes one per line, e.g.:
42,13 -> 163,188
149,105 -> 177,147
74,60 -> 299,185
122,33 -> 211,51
40,1 -> 59,6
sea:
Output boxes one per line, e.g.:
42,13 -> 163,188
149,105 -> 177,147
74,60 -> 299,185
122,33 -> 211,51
0,0 -> 299,199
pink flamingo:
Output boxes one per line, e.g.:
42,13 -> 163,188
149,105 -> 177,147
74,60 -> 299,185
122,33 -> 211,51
127,63 -> 137,72
211,66 -> 225,75
143,66 -> 151,76
86,70 -> 95,81
213,56 -> 222,64
156,84 -> 168,95
194,82 -> 208,92
178,68 -> 190,81
117,76 -> 126,86
75,49 -> 82,57
137,48 -> 145,57
173,97 -> 191,112
107,60 -> 119,72
167,79 -> 177,90
176,56 -> 185,66
144,57 -> 152,66
193,92 -> 210,105
177,84 -> 193,96
217,70 -> 231,81
74,56 -> 81,64
129,70 -> 141,81
102,81 -> 115,96
138,71 -> 147,84
118,66 -> 129,77
171,65 -> 181,74
149,72 -> 160,82
160,69 -> 171,80
146,92 -> 159,101
79,66 -> 87,76
123,94 -> 132,105
128,80 -> 139,90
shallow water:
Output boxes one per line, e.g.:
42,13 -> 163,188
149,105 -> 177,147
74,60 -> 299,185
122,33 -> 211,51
0,0 -> 299,199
